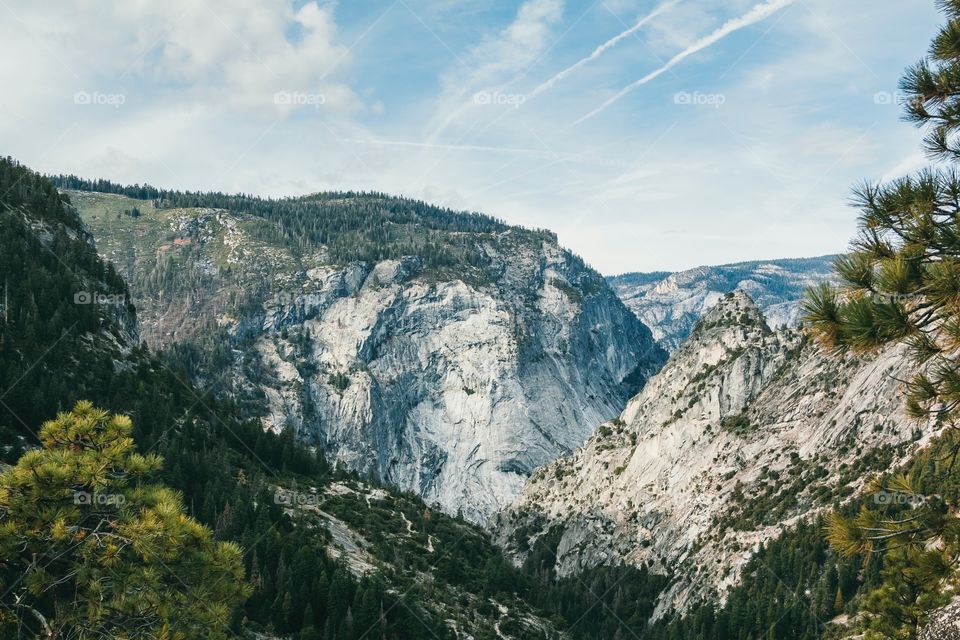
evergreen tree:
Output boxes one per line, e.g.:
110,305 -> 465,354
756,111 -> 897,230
802,1 -> 960,636
0,401 -> 250,638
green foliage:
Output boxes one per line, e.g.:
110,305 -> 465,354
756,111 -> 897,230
505,520 -> 865,640
549,277 -> 584,304
720,412 -> 752,436
0,402 -> 250,639
518,526 -> 669,639
50,173 -> 558,282
821,432 -> 960,638
327,371 -> 350,392
800,3 -> 960,636
901,0 -> 960,161
0,157 -> 135,449
801,11 -> 960,423
645,519 -> 871,640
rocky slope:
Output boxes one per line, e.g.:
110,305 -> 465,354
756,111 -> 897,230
922,599 -> 960,640
608,256 -> 838,351
67,189 -> 665,523
495,291 -> 934,617
0,165 -> 140,449
2,159 -> 568,639
269,475 -> 566,639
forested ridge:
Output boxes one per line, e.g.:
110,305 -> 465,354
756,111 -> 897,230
49,173 -> 559,275
2,157 -> 552,638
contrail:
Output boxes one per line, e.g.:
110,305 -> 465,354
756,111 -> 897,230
344,138 -> 629,165
571,0 -> 796,126
528,0 -> 678,100
345,138 -> 554,157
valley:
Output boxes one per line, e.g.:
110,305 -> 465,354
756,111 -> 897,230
4,1 -> 960,638
1,152 -> 953,640
496,291 -> 928,618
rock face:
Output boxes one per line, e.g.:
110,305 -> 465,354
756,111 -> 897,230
496,291 -> 934,616
608,255 -> 838,351
70,191 -> 665,523
255,247 -> 663,522
922,599 -> 960,640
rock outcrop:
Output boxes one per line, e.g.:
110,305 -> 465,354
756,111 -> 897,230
496,291 -> 933,615
70,190 -> 665,522
922,599 -> 960,640
251,242 -> 663,522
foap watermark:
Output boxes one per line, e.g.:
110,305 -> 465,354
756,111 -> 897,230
74,291 -> 126,306
274,91 -> 326,109
473,90 -> 526,108
872,291 -> 917,304
674,91 -> 726,108
873,490 -> 931,507
271,291 -> 325,306
274,489 -> 320,507
873,90 -> 923,110
73,90 -> 126,109
74,491 -> 126,506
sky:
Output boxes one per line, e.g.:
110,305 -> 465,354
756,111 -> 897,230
0,0 -> 942,274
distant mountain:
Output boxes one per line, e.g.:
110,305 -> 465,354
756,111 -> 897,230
608,255 -> 839,351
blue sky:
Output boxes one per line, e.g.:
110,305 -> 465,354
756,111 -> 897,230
0,0 -> 942,273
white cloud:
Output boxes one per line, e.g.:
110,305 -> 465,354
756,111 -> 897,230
0,0 -> 944,274
0,0 -> 359,117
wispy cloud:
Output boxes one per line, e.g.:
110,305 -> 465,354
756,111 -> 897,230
571,0 -> 796,126
345,137 -> 554,156
879,151 -> 928,183
0,0 -> 940,272
344,136 -> 631,166
527,0 -> 678,100
424,0 -> 564,144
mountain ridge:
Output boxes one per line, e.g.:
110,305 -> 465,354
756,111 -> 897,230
5,156 -> 950,639
2,156 -> 578,639
63,185 -> 665,522
609,255 -> 839,351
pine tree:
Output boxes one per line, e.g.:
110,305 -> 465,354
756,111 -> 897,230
0,401 -> 251,638
802,1 -> 960,636
803,0 -> 960,423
